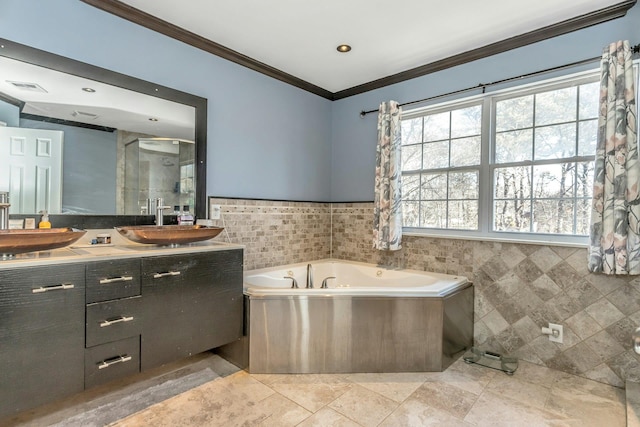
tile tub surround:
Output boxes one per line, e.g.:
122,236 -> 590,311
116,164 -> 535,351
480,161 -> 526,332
207,198 -> 640,387
208,198 -> 331,270
331,202 -> 640,388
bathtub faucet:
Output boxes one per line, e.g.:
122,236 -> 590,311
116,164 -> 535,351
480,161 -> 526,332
321,277 -> 336,289
284,276 -> 298,288
306,264 -> 313,288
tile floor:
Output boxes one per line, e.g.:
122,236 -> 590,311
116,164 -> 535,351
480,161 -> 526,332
8,352 -> 627,426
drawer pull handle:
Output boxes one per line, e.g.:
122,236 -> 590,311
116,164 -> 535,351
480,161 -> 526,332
153,271 -> 181,279
32,283 -> 74,294
100,316 -> 134,327
99,276 -> 133,284
97,354 -> 132,370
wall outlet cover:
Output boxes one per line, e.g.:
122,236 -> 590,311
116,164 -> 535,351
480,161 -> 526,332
210,204 -> 221,220
549,323 -> 563,343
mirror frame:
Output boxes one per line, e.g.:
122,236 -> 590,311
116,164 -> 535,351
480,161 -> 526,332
0,38 -> 208,221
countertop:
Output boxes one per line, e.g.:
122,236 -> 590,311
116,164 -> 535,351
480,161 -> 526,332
0,228 -> 244,270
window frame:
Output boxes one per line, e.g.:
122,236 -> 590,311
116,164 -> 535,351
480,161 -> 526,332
401,68 -> 611,247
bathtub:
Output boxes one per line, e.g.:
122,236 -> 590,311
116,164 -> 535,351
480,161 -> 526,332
241,259 -> 474,374
244,259 -> 468,297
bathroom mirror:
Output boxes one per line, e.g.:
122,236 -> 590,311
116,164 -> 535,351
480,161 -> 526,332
0,38 -> 207,219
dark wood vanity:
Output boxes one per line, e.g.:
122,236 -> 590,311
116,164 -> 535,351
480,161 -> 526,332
0,245 -> 243,419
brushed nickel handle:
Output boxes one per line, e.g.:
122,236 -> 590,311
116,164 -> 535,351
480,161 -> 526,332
99,276 -> 133,284
97,354 -> 132,370
100,316 -> 134,328
153,271 -> 181,279
32,283 -> 75,294
321,277 -> 336,289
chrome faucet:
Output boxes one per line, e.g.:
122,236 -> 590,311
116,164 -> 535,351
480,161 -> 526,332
0,192 -> 10,230
306,263 -> 313,288
154,197 -> 171,226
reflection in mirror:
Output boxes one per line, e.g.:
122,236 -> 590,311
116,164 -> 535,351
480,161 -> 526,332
124,138 -> 195,215
0,39 -> 206,219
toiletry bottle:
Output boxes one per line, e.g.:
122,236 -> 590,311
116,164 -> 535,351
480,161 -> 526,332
39,210 -> 51,228
179,205 -> 194,225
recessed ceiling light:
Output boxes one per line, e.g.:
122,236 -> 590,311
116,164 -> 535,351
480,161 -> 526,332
149,118 -> 158,122
336,44 -> 351,53
82,87 -> 96,93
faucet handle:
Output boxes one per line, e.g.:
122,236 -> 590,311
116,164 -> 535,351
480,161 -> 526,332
284,276 -> 298,289
321,277 -> 336,289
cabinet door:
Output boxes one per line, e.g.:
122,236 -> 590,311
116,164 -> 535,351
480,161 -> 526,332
141,249 -> 243,370
0,264 -> 85,419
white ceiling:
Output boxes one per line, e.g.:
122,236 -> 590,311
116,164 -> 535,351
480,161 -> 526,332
120,0 -> 624,93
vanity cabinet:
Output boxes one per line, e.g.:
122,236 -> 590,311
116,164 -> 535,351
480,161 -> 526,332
0,246 -> 243,420
0,264 -> 85,418
141,249 -> 243,369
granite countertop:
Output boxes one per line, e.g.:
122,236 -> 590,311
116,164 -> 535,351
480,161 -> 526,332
0,228 -> 244,269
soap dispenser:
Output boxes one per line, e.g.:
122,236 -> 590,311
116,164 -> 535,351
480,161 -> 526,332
39,210 -> 51,229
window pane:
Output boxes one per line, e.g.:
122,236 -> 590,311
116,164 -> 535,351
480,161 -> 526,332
576,198 -> 591,235
423,112 -> 449,142
579,82 -> 599,120
401,118 -> 422,145
451,105 -> 481,138
448,200 -> 478,230
402,174 -> 421,200
578,119 -> 598,156
535,87 -> 577,125
401,144 -> 422,171
494,166 -> 531,199
449,171 -> 479,199
534,123 -> 576,160
493,200 -> 531,232
495,129 -> 533,163
402,201 -> 420,227
533,163 -> 575,198
421,173 -> 447,200
451,136 -> 481,167
533,199 -> 575,234
420,201 -> 447,228
575,161 -> 594,198
496,95 -> 533,132
423,141 -> 449,169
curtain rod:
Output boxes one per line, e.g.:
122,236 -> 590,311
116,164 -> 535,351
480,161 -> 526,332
359,43 -> 640,118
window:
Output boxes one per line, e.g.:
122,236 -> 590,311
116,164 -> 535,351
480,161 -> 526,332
401,72 -> 602,243
401,104 -> 482,230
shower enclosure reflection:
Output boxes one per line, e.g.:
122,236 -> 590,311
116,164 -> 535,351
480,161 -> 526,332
124,138 -> 195,215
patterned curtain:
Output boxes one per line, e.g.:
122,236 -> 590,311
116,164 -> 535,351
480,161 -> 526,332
373,101 -> 403,251
589,40 -> 639,274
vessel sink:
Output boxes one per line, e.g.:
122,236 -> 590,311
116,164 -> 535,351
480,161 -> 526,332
0,228 -> 87,255
115,225 -> 224,245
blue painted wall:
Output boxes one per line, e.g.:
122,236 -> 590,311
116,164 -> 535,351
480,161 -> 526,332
0,0 -> 332,202
0,99 -> 19,127
1,1 -> 639,203
330,2 -> 640,201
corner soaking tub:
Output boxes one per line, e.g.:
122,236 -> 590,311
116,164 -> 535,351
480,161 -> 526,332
243,259 -> 473,374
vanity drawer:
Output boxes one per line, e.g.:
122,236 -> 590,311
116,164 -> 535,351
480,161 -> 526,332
86,296 -> 142,348
85,335 -> 140,389
86,259 -> 141,303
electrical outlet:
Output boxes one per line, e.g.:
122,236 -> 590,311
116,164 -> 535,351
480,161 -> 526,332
210,204 -> 221,220
549,323 -> 563,344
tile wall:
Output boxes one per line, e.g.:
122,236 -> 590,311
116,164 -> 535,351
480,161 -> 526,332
208,198 -> 331,270
210,197 -> 640,387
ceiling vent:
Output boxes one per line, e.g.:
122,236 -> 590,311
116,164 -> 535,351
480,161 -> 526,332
6,80 -> 48,93
71,110 -> 99,120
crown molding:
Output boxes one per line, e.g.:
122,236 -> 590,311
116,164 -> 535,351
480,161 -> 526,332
82,0 -> 636,101
80,0 -> 334,100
